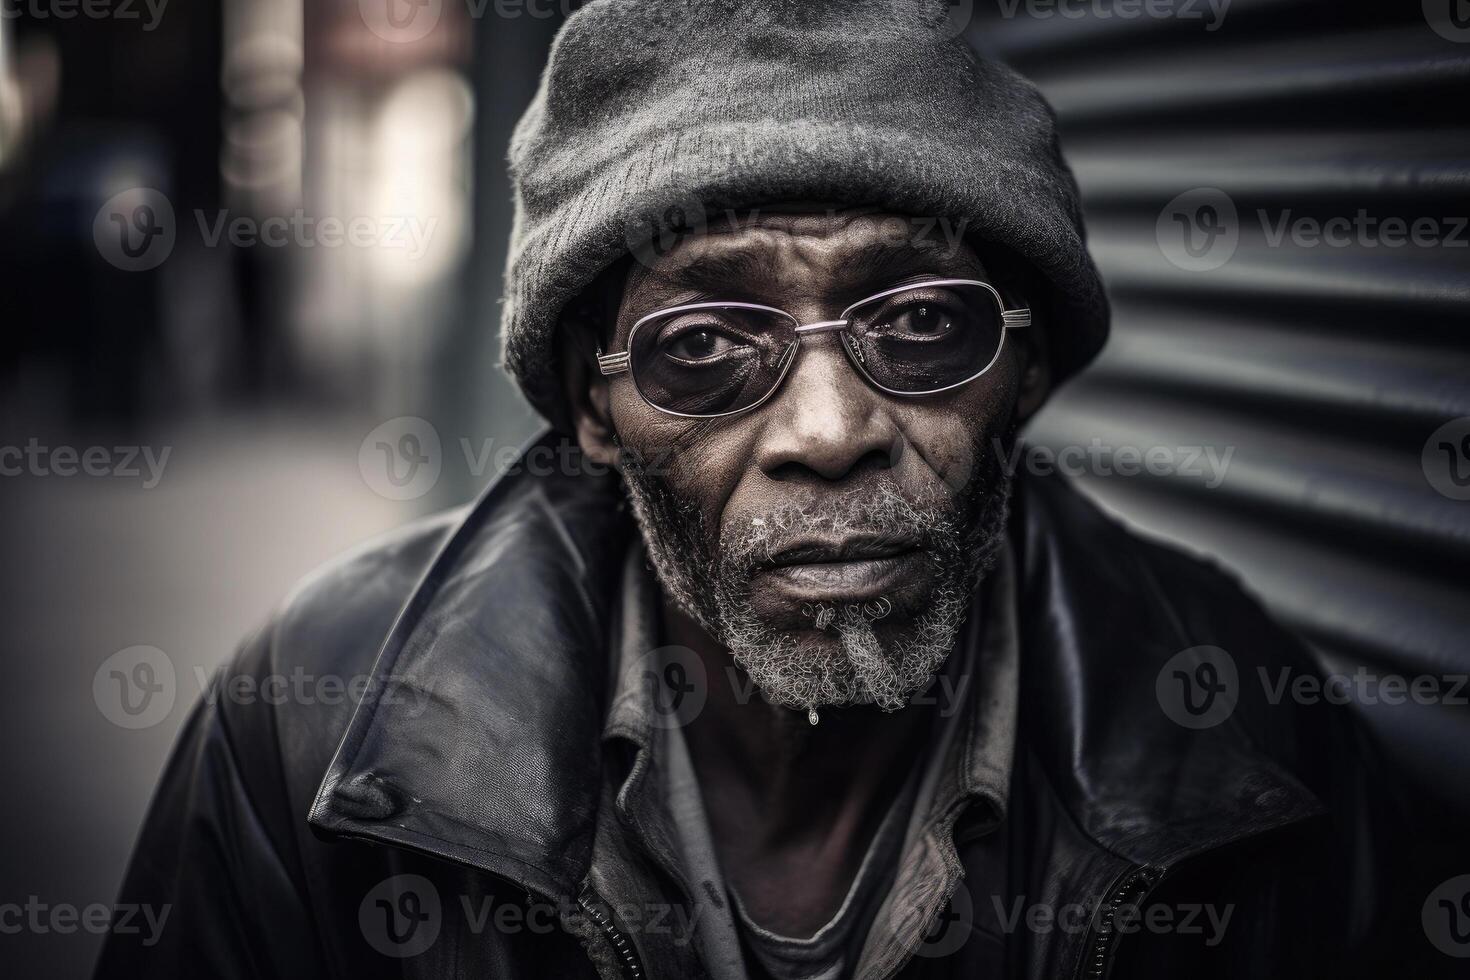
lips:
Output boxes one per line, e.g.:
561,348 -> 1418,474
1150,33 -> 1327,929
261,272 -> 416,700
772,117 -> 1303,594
765,533 -> 922,567
757,534 -> 926,602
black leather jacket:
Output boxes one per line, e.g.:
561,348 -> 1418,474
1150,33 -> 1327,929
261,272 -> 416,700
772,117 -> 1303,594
95,433 -> 1455,979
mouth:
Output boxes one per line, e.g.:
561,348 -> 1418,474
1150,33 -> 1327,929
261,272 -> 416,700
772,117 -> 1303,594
756,534 -> 927,602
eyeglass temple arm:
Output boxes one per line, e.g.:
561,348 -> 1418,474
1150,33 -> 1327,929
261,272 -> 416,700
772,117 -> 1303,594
597,349 -> 630,376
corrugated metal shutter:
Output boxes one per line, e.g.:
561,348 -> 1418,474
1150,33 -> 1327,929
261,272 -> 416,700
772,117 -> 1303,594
967,1 -> 1470,808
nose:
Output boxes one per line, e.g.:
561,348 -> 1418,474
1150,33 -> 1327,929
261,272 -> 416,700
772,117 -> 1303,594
753,336 -> 903,483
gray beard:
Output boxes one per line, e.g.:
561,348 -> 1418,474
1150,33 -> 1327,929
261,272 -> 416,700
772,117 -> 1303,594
620,436 -> 1012,715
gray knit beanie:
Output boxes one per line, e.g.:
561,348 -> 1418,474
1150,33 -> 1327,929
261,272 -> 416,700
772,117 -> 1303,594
502,0 -> 1109,430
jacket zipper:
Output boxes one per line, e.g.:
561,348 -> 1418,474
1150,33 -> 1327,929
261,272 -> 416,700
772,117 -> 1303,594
577,886 -> 646,980
1078,864 -> 1164,980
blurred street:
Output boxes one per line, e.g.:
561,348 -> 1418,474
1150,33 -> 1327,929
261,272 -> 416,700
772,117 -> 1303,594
0,411 -> 427,974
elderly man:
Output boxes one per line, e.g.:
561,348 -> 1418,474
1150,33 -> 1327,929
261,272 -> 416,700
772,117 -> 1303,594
97,2 -> 1425,978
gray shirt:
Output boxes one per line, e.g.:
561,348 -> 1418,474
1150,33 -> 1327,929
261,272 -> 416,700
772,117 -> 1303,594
727,762 -> 922,980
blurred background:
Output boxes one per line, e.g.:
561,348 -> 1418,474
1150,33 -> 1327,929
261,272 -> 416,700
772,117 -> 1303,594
0,0 -> 1466,975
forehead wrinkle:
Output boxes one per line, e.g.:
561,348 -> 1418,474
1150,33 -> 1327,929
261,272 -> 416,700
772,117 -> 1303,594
840,237 -> 980,287
664,247 -> 786,296
633,223 -> 978,298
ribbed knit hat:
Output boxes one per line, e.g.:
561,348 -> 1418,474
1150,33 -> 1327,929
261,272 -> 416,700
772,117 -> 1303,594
502,0 -> 1109,430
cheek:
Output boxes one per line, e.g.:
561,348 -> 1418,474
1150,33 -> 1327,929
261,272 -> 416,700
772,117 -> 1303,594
897,353 -> 1021,493
609,347 -> 1022,533
610,383 -> 752,528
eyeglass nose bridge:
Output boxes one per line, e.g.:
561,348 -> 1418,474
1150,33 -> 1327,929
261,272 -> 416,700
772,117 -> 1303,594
792,319 -> 850,336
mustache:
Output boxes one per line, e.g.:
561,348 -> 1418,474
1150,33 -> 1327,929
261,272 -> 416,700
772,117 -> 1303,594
718,483 -> 956,575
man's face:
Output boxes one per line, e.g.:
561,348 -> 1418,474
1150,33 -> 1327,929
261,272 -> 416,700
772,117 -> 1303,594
573,209 -> 1043,715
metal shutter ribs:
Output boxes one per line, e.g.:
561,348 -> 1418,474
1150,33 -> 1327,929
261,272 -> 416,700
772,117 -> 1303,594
970,3 -> 1470,808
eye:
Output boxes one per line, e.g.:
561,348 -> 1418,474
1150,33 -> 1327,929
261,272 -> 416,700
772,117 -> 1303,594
892,303 -> 951,336
661,326 -> 741,361
878,300 -> 966,340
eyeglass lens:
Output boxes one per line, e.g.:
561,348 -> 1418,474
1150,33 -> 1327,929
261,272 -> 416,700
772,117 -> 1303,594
628,283 -> 1004,417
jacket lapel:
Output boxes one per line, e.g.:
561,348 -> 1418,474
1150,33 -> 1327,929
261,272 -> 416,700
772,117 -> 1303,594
309,430 -> 631,903
1013,471 -> 1325,867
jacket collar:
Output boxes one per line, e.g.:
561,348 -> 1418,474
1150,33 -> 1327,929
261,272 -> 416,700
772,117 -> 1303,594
1011,471 -> 1325,870
309,431 -> 1322,902
308,431 -> 632,901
